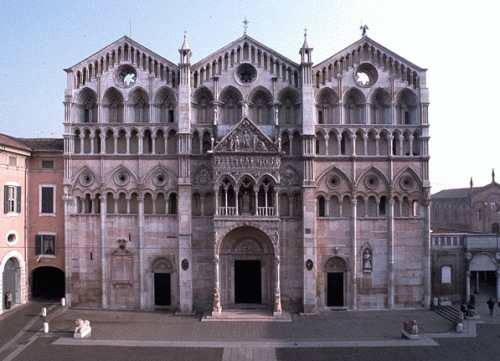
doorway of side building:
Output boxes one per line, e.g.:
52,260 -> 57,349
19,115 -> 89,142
31,267 -> 65,299
327,272 -> 344,307
3,257 -> 19,309
235,260 -> 261,304
154,273 -> 171,306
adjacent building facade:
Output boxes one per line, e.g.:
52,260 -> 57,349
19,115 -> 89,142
431,173 -> 500,303
0,135 -> 64,314
57,30 -> 431,313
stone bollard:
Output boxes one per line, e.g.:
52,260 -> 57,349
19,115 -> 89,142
41,307 -> 47,317
61,298 -> 66,306
43,322 -> 49,333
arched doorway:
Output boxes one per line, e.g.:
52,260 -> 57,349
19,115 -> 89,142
150,258 -> 175,308
3,257 -> 20,309
324,256 -> 348,307
31,267 -> 65,299
468,253 -> 498,300
217,226 -> 277,307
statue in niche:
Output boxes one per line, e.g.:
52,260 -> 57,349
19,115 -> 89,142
363,249 -> 372,272
274,288 -> 282,313
234,136 -> 240,151
242,130 -> 251,150
227,97 -> 235,124
242,190 -> 251,213
243,101 -> 249,117
275,106 -> 279,125
285,98 -> 292,124
199,98 -> 207,124
213,288 -> 221,312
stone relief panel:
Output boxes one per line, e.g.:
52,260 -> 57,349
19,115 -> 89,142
214,118 -> 278,153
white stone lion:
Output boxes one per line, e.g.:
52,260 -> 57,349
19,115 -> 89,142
75,319 -> 90,334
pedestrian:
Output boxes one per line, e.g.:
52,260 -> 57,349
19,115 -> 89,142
487,298 -> 495,316
460,303 -> 468,317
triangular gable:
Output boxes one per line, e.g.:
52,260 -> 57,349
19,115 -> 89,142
213,118 -> 278,153
65,36 -> 178,73
314,36 -> 426,73
192,35 -> 300,71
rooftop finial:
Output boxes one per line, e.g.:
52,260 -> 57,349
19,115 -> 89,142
181,31 -> 190,50
360,24 -> 369,37
493,168 -> 496,183
243,17 -> 249,35
470,177 -> 473,188
301,28 -> 310,49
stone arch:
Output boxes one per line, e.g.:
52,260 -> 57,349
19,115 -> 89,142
469,253 -> 497,271
1,251 -> 26,310
216,225 -> 277,307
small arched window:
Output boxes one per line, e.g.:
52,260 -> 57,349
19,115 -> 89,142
492,223 -> 500,234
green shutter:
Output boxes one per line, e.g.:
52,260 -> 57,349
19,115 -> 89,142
3,185 -> 8,213
16,186 -> 21,213
35,235 -> 42,255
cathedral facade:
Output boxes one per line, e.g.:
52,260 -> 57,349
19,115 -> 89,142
62,30 -> 431,313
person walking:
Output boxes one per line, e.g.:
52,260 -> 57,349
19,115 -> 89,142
487,298 -> 495,316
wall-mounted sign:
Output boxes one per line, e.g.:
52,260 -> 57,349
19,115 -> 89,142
181,259 -> 189,271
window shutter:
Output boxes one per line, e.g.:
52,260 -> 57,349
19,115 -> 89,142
16,186 -> 21,213
41,187 -> 54,213
35,235 -> 42,255
3,185 -> 8,213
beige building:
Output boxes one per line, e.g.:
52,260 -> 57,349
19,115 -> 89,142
62,30 -> 431,314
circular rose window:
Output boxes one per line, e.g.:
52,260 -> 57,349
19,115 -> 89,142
365,175 -> 379,190
354,63 -> 378,87
327,175 -> 341,189
400,176 -> 414,190
235,63 -> 257,85
153,171 -> 168,187
114,171 -> 130,186
80,172 -> 94,187
115,65 -> 137,88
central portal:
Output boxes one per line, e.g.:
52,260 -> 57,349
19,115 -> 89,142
235,260 -> 261,303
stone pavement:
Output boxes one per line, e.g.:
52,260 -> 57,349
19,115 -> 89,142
0,301 -> 489,361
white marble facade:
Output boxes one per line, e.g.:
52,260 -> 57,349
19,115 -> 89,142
62,30 -> 431,313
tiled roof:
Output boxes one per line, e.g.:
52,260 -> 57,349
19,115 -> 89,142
0,133 -> 32,152
19,138 -> 64,152
432,187 -> 472,200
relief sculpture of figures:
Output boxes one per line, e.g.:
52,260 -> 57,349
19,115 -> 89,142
213,288 -> 221,312
242,129 -> 251,150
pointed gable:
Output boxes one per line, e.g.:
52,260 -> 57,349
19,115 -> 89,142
192,35 -> 300,73
213,118 -> 278,153
65,36 -> 178,84
313,36 -> 426,87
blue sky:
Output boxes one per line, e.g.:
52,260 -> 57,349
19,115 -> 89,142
1,0 -> 498,192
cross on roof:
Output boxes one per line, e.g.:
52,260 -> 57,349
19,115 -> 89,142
243,17 -> 249,35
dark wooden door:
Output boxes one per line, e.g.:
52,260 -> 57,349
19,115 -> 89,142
327,272 -> 344,307
154,273 -> 171,306
235,260 -> 261,303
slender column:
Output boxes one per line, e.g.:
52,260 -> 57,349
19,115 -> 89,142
138,196 -> 145,308
212,256 -> 222,316
351,198 -> 358,310
125,134 -> 130,154
89,134 -> 95,154
100,134 -> 106,154
274,256 -> 282,316
337,134 -> 342,155
466,271 -> 471,302
138,133 -> 143,154
387,197 -> 395,308
409,135 -> 414,156
254,187 -> 259,215
422,199 -> 431,308
475,271 -> 480,294
113,134 -> 118,154
324,135 -> 329,155
375,135 -> 380,156
363,134 -> 368,156
100,196 -> 107,308
496,271 -> 500,300
350,134 -> 356,156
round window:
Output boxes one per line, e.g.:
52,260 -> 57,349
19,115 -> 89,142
235,63 -> 257,85
400,176 -> 414,190
153,171 -> 168,187
6,232 -> 18,245
365,175 -> 379,190
114,171 -> 130,186
80,172 -> 94,187
327,175 -> 341,189
354,63 -> 378,87
115,65 -> 137,88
